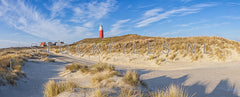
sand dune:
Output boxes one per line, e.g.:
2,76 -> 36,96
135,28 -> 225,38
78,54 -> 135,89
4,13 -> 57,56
1,43 -> 240,97
55,35 -> 240,97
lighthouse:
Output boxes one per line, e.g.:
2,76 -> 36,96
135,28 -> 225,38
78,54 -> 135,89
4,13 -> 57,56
99,24 -> 104,38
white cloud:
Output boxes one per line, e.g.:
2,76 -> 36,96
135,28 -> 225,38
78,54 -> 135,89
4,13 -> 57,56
144,8 -> 163,18
106,19 -> 130,36
136,3 -> 217,28
177,23 -> 195,27
228,2 -> 240,6
0,0 -> 73,40
192,3 -> 217,8
0,39 -> 29,44
175,20 -> 206,27
0,0 -> 9,16
223,16 -> 240,20
71,0 -> 117,23
73,7 -> 83,16
0,39 -> 30,48
0,0 -> 117,43
49,0 -> 71,19
87,0 -> 116,19
83,22 -> 94,28
161,22 -> 229,36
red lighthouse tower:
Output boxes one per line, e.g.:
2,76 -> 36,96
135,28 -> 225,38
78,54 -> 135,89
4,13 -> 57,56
99,24 -> 104,38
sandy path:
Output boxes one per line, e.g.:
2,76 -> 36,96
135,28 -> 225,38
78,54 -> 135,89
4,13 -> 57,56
0,59 -> 66,97
0,62 -> 63,97
0,54 -> 95,97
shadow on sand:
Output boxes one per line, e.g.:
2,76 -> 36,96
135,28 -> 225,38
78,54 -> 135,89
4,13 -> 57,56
143,74 -> 238,97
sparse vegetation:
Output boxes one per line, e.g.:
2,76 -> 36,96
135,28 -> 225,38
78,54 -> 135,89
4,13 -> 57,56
150,84 -> 189,97
123,71 -> 141,86
148,55 -> 157,60
67,62 -> 116,75
65,62 -> 115,74
65,62 -> 121,87
91,71 -> 121,84
155,58 -> 166,65
169,53 -> 177,61
13,65 -> 22,72
38,35 -> 240,97
43,80 -> 79,97
92,74 -> 106,84
0,72 -> 18,85
119,87 -> 143,97
61,62 -> 191,97
191,55 -> 199,61
50,34 -> 240,64
42,57 -> 55,62
65,63 -> 88,72
55,49 -> 60,53
93,89 -> 108,97
0,48 -> 30,86
90,63 -> 115,73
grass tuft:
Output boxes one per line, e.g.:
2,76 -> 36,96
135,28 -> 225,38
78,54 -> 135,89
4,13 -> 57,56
90,63 -> 115,73
2,73 -> 18,85
150,84 -> 189,97
55,49 -> 60,53
43,80 -> 79,97
13,65 -> 22,72
92,74 -> 105,84
123,71 -> 141,86
43,57 -> 55,62
65,63 -> 89,72
65,63 -> 117,75
91,71 -> 121,85
93,89 -> 108,97
119,87 -> 143,97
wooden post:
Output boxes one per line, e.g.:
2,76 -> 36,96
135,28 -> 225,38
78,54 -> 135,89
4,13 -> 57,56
10,59 -> 13,72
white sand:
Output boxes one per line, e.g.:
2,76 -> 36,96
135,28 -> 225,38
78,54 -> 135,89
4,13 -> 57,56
1,53 -> 240,97
0,58 -> 66,97
65,53 -> 240,97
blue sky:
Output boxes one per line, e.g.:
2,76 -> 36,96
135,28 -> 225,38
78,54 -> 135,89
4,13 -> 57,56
0,0 -> 240,48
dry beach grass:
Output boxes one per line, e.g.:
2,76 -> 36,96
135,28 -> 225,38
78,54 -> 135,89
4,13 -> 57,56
47,62 -> 189,97
43,80 -> 79,97
1,34 -> 240,97
47,34 -> 240,66
0,48 -> 30,86
40,35 -> 240,96
0,47 -> 57,86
